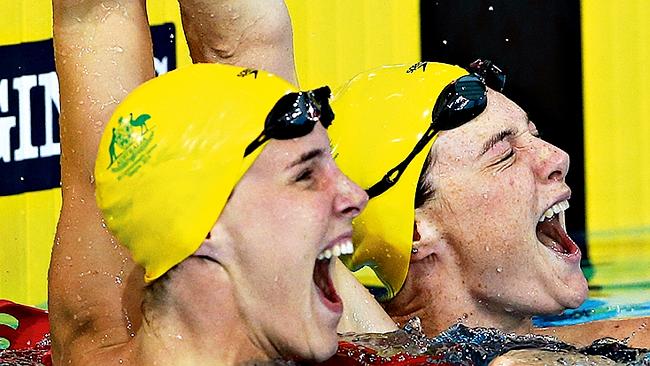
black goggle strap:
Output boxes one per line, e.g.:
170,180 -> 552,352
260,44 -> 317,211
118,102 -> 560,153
244,131 -> 270,157
365,74 -> 488,198
366,61 -> 505,199
243,86 -> 333,157
365,123 -> 438,199
468,59 -> 506,92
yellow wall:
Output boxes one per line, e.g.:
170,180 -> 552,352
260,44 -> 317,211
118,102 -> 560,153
0,0 -> 61,307
0,0 -> 419,306
287,0 -> 420,89
0,0 -> 193,306
582,0 -> 650,285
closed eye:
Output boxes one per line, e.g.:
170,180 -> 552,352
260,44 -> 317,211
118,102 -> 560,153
497,149 -> 515,163
295,168 -> 313,182
487,149 -> 515,169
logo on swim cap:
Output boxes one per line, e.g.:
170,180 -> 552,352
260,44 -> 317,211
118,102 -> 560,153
107,113 -> 157,180
406,61 -> 428,74
237,68 -> 259,79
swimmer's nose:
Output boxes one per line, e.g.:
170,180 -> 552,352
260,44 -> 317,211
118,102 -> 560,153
334,172 -> 368,218
536,140 -> 570,183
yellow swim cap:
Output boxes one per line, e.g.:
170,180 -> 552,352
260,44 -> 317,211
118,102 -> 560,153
95,64 -> 296,283
330,62 -> 467,300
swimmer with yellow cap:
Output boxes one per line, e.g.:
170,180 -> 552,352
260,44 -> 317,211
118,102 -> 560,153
87,63 -> 367,364
331,60 -> 590,337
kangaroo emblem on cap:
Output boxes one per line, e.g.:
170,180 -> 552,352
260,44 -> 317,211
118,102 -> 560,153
107,113 -> 156,180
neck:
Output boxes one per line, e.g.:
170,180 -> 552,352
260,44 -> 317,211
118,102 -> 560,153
384,254 -> 534,336
133,261 -> 270,366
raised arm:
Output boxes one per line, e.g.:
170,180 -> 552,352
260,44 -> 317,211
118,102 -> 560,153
178,0 -> 298,85
49,0 -> 153,361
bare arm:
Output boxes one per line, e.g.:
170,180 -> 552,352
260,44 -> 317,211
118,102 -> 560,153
536,317 -> 650,348
489,349 -> 618,366
49,0 -> 154,362
178,0 -> 298,85
332,259 -> 398,334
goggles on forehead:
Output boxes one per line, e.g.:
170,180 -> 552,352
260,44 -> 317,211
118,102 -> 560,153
365,59 -> 506,199
244,86 -> 334,157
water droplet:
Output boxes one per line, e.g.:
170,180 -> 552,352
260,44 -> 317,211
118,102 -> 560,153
488,5 -> 494,11
496,267 -> 503,273
482,193 -> 488,199
505,38 -> 510,42
19,176 -> 24,181
442,40 -> 448,45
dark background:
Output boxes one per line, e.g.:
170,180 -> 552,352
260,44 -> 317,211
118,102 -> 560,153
420,0 -> 588,260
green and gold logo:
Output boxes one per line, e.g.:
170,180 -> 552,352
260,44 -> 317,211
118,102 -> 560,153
107,113 -> 157,180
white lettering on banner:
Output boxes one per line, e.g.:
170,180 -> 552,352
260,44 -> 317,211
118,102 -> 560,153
0,78 -> 8,112
1,57 -> 166,165
154,56 -> 168,76
13,74 -> 39,162
0,79 -> 16,163
0,73 -> 62,163
38,72 -> 61,158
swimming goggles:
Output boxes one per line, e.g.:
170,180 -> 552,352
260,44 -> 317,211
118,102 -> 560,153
365,59 -> 506,199
244,86 -> 334,157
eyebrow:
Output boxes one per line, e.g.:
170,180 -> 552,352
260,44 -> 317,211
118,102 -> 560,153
286,148 -> 324,169
479,128 -> 517,157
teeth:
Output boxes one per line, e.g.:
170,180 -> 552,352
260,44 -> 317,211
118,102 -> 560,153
317,240 -> 354,261
538,200 -> 570,222
332,245 -> 341,257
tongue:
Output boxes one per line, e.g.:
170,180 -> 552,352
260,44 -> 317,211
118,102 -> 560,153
536,217 -> 580,256
313,260 -> 341,304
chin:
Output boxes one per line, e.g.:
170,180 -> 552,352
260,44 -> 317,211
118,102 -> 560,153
303,335 -> 338,363
548,274 -> 588,312
564,276 -> 589,309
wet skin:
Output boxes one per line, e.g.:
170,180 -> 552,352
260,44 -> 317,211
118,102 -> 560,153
207,123 -> 368,361
388,89 -> 588,334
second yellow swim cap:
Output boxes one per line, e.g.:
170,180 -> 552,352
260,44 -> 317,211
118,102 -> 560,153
330,62 -> 467,300
95,64 -> 296,283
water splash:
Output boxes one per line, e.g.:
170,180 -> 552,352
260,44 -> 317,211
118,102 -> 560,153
334,319 -> 650,366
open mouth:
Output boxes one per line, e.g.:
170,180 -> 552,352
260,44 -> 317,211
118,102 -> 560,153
313,240 -> 353,312
536,200 -> 581,260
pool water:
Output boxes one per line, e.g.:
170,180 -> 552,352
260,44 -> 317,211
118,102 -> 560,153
337,319 -> 650,366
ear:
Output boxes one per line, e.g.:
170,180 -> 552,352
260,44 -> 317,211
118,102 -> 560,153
411,207 -> 444,263
193,220 -> 233,264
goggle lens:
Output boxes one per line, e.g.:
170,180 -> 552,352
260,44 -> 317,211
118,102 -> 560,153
245,86 -> 333,157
